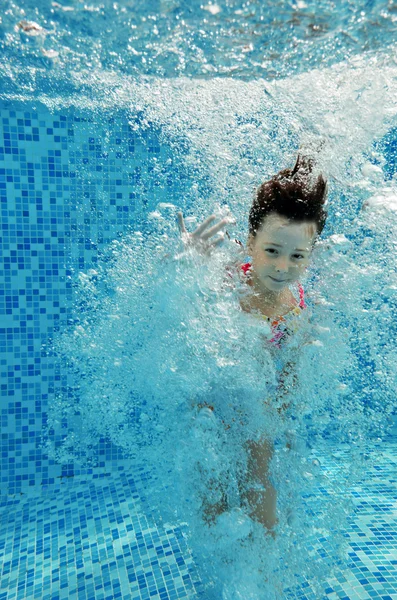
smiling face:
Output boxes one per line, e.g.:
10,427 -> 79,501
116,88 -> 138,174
247,212 -> 317,295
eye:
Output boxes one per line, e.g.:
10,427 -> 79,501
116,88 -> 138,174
292,253 -> 305,260
264,248 -> 278,255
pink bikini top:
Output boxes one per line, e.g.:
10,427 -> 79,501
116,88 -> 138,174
240,263 -> 306,347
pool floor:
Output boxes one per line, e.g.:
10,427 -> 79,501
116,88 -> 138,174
1,442 -> 396,600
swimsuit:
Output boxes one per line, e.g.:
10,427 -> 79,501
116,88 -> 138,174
240,262 -> 306,348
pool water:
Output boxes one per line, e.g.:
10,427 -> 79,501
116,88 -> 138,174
1,0 -> 397,599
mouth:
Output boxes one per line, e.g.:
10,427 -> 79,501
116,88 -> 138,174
268,276 -> 289,283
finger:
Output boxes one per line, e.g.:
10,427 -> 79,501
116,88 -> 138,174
201,219 -> 228,241
192,215 -> 216,237
177,212 -> 187,234
210,233 -> 225,248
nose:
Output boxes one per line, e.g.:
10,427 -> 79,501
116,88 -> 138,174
275,257 -> 289,273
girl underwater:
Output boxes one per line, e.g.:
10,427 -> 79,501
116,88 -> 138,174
177,153 -> 328,536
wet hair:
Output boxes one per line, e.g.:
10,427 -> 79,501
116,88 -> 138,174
249,154 -> 328,237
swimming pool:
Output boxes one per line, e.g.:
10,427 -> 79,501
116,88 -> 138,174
1,0 -> 397,598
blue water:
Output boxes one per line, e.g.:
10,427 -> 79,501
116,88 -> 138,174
1,0 -> 397,599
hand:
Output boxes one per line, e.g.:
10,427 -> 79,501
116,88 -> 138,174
177,212 -> 231,255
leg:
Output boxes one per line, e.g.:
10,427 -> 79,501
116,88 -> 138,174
239,438 -> 278,534
201,482 -> 228,525
193,405 -> 230,525
195,462 -> 229,526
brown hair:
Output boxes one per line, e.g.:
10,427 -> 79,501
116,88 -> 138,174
249,155 -> 328,237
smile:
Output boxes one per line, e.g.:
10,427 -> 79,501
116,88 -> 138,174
268,276 -> 289,283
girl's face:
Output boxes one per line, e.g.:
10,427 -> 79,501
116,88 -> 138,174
247,212 -> 317,294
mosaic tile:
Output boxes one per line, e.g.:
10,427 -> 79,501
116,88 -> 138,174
0,105 -> 193,497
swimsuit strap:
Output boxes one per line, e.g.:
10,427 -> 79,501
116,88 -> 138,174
298,283 -> 306,309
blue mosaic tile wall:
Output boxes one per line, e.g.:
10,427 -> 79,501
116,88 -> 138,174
0,103 -> 191,497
